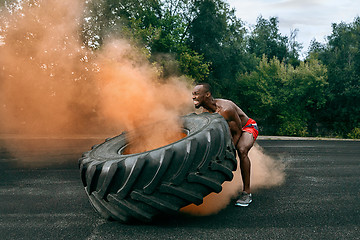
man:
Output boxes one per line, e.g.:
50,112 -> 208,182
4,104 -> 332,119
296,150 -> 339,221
192,83 -> 259,207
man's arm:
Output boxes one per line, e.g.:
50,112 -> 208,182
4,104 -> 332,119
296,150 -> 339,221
220,108 -> 242,145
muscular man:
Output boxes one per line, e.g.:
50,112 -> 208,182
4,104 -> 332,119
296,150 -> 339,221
192,83 -> 259,207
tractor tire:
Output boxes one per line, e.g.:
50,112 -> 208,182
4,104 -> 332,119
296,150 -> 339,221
79,112 -> 237,223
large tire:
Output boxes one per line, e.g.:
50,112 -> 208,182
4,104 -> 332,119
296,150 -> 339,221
79,112 -> 237,223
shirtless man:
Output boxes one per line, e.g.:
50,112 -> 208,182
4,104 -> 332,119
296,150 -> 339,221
192,83 -> 259,207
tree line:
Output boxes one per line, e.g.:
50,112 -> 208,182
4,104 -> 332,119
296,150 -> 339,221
82,0 -> 360,138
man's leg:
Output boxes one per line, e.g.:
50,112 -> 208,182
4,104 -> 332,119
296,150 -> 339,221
236,132 -> 254,193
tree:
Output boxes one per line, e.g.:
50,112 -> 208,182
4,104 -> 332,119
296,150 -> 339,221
82,0 -> 163,49
314,17 -> 360,136
306,38 -> 326,60
287,28 -> 302,67
187,0 -> 228,82
248,16 -> 288,61
238,56 -> 328,136
238,56 -> 288,135
187,0 -> 252,97
178,49 -> 210,81
284,59 -> 328,136
81,0 -> 211,81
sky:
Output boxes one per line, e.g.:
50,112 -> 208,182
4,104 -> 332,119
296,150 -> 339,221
227,0 -> 360,57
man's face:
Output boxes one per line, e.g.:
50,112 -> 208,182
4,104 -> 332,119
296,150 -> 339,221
192,85 -> 208,109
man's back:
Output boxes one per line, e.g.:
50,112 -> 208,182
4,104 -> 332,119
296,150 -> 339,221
214,99 -> 249,128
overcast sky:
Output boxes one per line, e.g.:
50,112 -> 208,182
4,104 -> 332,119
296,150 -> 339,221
227,0 -> 360,57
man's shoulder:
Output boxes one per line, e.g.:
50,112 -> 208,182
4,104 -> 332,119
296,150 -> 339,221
215,99 -> 237,109
215,99 -> 237,118
215,98 -> 234,105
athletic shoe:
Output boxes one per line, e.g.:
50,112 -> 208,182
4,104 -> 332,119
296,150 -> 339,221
235,191 -> 252,207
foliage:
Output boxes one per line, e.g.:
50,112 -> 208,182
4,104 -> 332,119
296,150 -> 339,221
347,127 -> 360,139
81,0 -> 163,49
238,56 -> 328,136
187,0 -> 253,97
307,17 -> 360,137
248,16 -> 288,61
178,49 -> 210,81
78,0 -> 359,138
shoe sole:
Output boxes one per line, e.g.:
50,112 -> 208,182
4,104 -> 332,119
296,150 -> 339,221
235,200 -> 252,207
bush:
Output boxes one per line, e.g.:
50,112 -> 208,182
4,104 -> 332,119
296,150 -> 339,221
347,127 -> 360,139
277,115 -> 308,137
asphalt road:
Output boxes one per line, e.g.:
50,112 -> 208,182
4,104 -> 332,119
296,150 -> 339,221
0,137 -> 359,240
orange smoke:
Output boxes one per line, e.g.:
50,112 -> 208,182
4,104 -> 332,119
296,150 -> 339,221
0,0 -> 193,156
181,144 -> 285,215
0,0 -> 285,215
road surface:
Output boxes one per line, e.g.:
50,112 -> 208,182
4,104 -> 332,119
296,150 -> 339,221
0,136 -> 359,239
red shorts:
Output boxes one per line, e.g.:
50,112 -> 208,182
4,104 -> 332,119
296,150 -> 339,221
242,118 -> 259,140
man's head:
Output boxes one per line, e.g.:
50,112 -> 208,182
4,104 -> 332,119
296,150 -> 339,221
192,83 -> 212,109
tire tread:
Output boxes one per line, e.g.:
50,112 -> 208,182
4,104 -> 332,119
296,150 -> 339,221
79,113 -> 237,222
